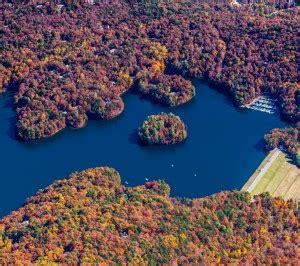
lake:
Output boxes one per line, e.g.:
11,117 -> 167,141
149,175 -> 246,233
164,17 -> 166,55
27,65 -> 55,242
0,80 -> 287,217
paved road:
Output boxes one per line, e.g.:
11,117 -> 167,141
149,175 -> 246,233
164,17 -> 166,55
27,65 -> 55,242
246,149 -> 281,193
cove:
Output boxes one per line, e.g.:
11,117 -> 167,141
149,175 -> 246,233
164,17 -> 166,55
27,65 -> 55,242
0,80 -> 287,217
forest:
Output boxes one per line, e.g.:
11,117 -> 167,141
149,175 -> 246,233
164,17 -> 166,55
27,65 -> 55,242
138,112 -> 187,145
0,0 -> 298,147
264,122 -> 300,164
0,1 -> 299,263
0,167 -> 299,264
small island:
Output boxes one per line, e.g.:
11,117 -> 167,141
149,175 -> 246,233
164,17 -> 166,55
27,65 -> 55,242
138,113 -> 187,145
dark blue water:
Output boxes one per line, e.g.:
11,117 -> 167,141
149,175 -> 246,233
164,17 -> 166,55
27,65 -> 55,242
0,80 -> 287,217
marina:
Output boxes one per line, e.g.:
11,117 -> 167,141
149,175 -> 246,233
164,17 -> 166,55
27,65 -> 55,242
242,95 -> 278,114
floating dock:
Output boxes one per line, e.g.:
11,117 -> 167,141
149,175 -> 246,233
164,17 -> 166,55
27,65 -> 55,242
242,95 -> 278,114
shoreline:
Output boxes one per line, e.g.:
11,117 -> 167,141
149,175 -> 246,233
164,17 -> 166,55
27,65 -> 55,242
241,149 -> 281,193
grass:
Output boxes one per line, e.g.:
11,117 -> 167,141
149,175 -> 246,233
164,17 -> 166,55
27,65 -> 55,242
242,150 -> 300,201
241,149 -> 279,191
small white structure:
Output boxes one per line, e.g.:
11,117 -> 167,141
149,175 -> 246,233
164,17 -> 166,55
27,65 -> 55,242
57,4 -> 64,12
87,0 -> 95,5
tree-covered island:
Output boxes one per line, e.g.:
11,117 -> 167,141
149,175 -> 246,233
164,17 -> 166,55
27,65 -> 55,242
138,113 -> 187,145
